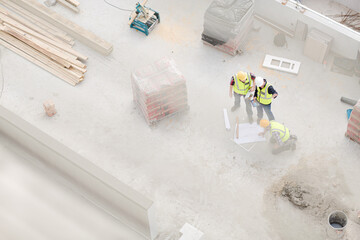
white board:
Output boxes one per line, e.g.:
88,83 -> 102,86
223,109 -> 230,130
179,223 -> 203,240
263,54 -> 301,74
0,106 -> 157,240
234,123 -> 266,145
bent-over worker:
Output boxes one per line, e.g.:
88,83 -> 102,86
259,119 -> 297,155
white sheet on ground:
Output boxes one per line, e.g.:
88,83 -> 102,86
234,123 -> 266,144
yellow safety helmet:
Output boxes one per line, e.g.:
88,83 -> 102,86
260,119 -> 270,128
236,71 -> 247,81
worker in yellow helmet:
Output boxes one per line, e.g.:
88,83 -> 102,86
259,119 -> 297,154
254,76 -> 278,124
229,71 -> 256,123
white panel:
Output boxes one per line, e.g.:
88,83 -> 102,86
0,106 -> 157,240
262,54 -> 301,74
179,223 -> 204,240
223,108 -> 231,130
304,29 -> 332,63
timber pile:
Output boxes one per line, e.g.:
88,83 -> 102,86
131,58 -> 189,125
0,0 -> 86,85
58,0 -> 80,13
0,0 -> 112,86
11,0 -> 113,55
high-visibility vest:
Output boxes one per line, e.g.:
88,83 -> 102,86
256,82 -> 273,105
233,72 -> 251,95
270,121 -> 290,143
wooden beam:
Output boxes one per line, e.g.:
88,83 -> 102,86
1,25 -> 85,68
0,30 -> 84,84
0,6 -> 71,47
58,0 -> 79,13
0,14 -> 87,61
1,25 -> 70,68
0,1 -> 74,45
254,14 -> 295,37
70,64 -> 87,74
0,34 -> 77,85
11,0 -> 113,55
65,0 -> 80,7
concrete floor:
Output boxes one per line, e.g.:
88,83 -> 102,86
0,0 -> 360,239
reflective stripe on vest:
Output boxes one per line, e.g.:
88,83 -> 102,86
233,72 -> 251,95
256,82 -> 273,105
270,121 -> 290,143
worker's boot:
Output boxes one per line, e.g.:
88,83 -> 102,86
290,135 -> 298,141
231,105 -> 239,112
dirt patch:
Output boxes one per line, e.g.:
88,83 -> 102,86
263,153 -> 360,239
268,153 -> 353,219
281,181 -> 310,209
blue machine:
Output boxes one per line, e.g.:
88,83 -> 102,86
128,0 -> 160,36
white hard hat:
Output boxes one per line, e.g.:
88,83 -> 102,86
255,77 -> 264,87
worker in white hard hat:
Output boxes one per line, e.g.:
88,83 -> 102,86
229,71 -> 256,123
254,76 -> 278,124
259,119 -> 297,154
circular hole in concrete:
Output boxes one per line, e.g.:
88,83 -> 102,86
328,211 -> 347,230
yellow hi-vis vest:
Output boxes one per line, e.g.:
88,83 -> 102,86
256,82 -> 273,105
233,72 -> 251,95
270,121 -> 290,143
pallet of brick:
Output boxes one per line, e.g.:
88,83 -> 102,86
131,57 -> 189,125
346,99 -> 360,144
202,0 -> 254,56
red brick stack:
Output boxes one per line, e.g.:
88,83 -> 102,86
131,57 -> 188,125
346,99 -> 360,144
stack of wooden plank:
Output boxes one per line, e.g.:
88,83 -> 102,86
11,0 -> 112,55
0,0 -> 113,86
57,0 -> 80,13
0,1 -> 86,85
131,58 -> 189,125
0,0 -> 87,85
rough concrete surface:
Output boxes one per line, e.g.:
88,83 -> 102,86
0,0 -> 359,239
265,153 -> 360,239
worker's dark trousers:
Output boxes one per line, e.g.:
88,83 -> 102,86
234,92 -> 253,117
257,102 -> 275,121
271,139 -> 295,155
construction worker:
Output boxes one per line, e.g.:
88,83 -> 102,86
259,119 -> 297,154
254,77 -> 278,124
229,71 -> 256,123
